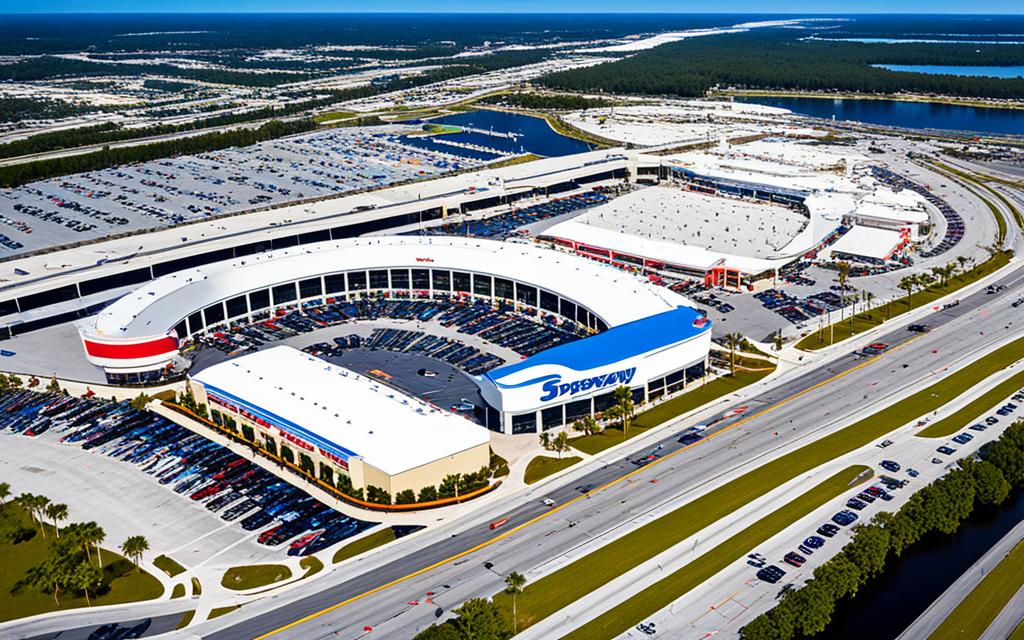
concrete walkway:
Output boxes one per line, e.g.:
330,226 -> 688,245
898,518 -> 1024,640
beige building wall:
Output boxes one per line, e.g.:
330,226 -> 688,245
188,378 -> 490,500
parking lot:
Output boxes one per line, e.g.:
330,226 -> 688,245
0,124 -> 492,255
0,390 -> 378,569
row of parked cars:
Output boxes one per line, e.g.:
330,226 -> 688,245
0,389 -> 376,556
362,328 -> 505,375
871,166 -> 963,258
752,470 -> 902,583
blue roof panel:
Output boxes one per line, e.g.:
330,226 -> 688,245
485,306 -> 710,382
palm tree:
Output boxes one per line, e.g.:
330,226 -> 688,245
956,255 -> 970,274
572,415 -> 600,436
553,432 -> 570,459
72,562 -> 102,607
79,522 -> 106,568
612,385 -> 635,439
836,261 -> 850,292
34,495 -> 50,539
725,332 -> 743,376
897,275 -> 916,308
46,503 -> 68,537
505,571 -> 528,635
538,431 -> 551,452
15,492 -> 37,526
0,482 -> 9,506
120,535 -> 150,571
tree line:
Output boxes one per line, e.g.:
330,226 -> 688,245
0,86 -> 379,161
537,32 -> 1024,100
481,92 -> 614,111
740,418 -> 1024,639
0,483 -> 150,607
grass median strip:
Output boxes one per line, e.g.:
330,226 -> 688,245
929,537 -> 1024,640
919,369 -> 1024,438
332,527 -> 396,564
493,335 -> 1024,634
221,564 -> 292,591
562,465 -> 871,640
525,455 -> 582,484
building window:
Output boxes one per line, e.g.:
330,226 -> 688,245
473,274 -> 492,297
324,273 -> 346,294
249,289 -> 271,311
203,303 -> 225,327
565,398 -> 591,424
390,269 -> 410,289
225,295 -> 248,319
412,269 -> 431,290
347,271 -> 367,291
541,405 -> 564,431
452,271 -> 471,292
540,290 -> 559,313
494,277 -> 514,300
511,412 -> 537,435
516,283 -> 537,307
369,270 -> 389,290
432,269 -> 451,291
299,277 -> 322,299
272,283 -> 297,305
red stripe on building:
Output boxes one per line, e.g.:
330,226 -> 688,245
83,336 -> 178,360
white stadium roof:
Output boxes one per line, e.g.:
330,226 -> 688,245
87,235 -> 688,340
191,346 -> 490,476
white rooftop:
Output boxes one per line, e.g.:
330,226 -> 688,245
569,186 -> 808,259
824,226 -> 905,261
541,218 -> 780,275
87,235 -> 688,340
191,346 -> 490,476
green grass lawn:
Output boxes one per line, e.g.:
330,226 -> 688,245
175,610 -> 196,630
313,110 -> 356,123
524,456 -> 582,485
492,335 -> 1024,633
221,564 -> 292,591
796,250 -> 1011,351
154,554 -> 186,577
1011,618 -> 1024,640
563,465 -> 871,640
929,538 -> 1024,640
0,504 -> 163,623
171,583 -> 185,599
919,369 -> 1024,438
333,527 -> 397,564
300,556 -> 324,578
568,369 -> 775,456
191,576 -> 202,595
208,605 -> 240,619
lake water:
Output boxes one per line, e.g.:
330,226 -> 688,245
812,488 -> 1024,639
736,96 -> 1024,136
400,110 -> 594,161
874,64 -> 1024,78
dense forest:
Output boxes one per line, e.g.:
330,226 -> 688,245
0,119 -> 316,188
0,56 -> 313,88
0,97 -> 100,122
481,92 -> 614,110
538,32 -> 1024,100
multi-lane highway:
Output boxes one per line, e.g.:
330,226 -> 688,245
10,181 -> 1024,640
131,256 -> 1023,640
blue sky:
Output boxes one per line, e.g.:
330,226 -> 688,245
3,1 -> 1023,13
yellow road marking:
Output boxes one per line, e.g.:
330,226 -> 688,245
255,340 -> 919,639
